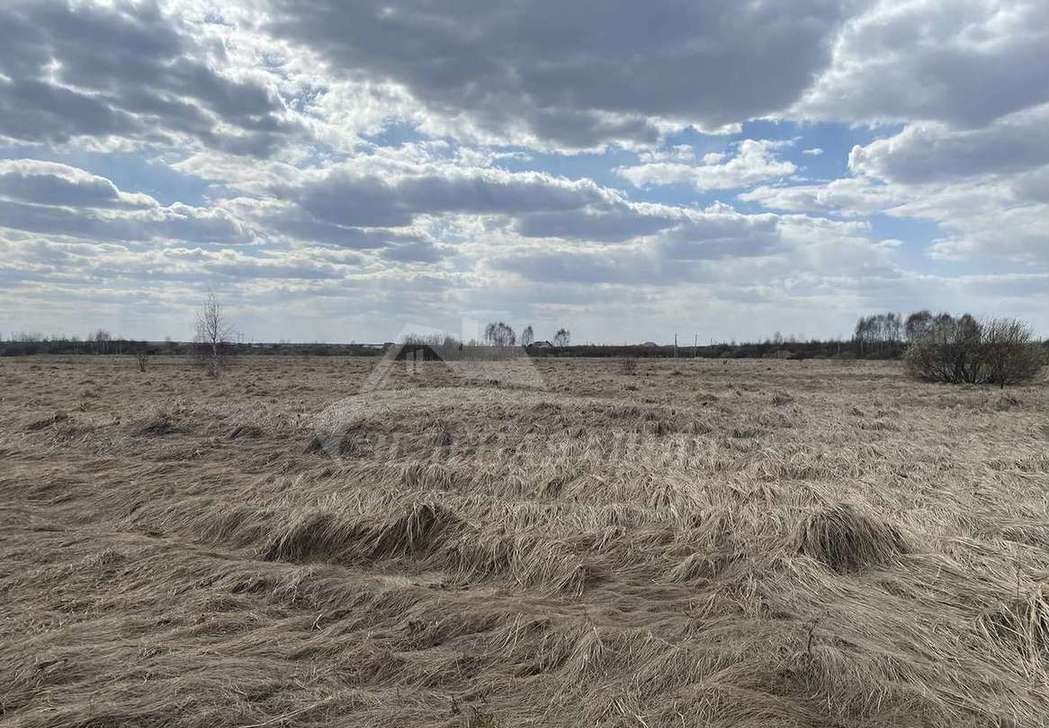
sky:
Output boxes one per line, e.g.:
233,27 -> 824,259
0,0 -> 1046,344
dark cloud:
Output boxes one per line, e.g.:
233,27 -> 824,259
266,212 -> 420,250
268,0 -> 852,147
0,0 -> 294,154
286,167 -> 613,229
514,207 -> 675,242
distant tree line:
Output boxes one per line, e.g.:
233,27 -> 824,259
3,311 -> 1045,377
398,322 -> 571,350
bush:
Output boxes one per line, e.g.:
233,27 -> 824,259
905,316 -> 1043,386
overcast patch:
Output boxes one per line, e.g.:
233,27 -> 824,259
267,0 -> 852,148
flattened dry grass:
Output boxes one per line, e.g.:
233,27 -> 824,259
1,355 -> 1048,727
797,503 -> 909,573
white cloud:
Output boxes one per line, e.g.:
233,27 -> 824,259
0,159 -> 156,209
617,140 -> 797,190
739,178 -> 905,216
796,0 -> 1049,127
0,160 -> 250,245
848,103 -> 1049,183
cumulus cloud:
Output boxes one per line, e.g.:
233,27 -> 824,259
0,198 -> 251,245
0,160 -> 250,245
4,0 -> 1048,340
267,0 -> 853,148
796,0 -> 1049,127
895,183 -> 1049,264
0,160 -> 156,209
487,204 -> 887,286
257,160 -> 662,248
0,0 -> 295,154
848,104 -> 1049,183
289,167 -> 616,229
617,140 -> 796,190
654,204 -> 782,260
739,178 -> 905,216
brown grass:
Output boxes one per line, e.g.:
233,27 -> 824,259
1,355 -> 1048,727
796,503 -> 909,573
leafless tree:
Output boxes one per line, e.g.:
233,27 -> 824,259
89,329 -> 112,354
483,321 -> 516,347
194,292 -> 234,377
521,325 -> 534,347
553,328 -> 571,347
854,313 -> 903,354
135,351 -> 150,373
905,310 -> 933,341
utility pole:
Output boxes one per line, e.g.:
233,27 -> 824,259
674,332 -> 678,358
693,333 -> 698,358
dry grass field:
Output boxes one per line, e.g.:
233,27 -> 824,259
2,354 -> 1049,728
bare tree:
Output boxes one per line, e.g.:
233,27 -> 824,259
521,325 -> 534,347
194,292 -> 234,377
553,328 -> 571,347
135,351 -> 150,373
854,313 -> 904,355
905,310 -> 933,342
483,321 -> 516,347
89,329 -> 112,354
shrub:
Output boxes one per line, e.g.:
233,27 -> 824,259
905,316 -> 1043,386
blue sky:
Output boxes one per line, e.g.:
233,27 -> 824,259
0,0 -> 1046,343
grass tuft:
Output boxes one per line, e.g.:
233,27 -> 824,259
796,503 -> 908,573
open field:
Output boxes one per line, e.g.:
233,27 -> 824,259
2,355 -> 1049,727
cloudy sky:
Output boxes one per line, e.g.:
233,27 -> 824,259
1,0 -> 1046,343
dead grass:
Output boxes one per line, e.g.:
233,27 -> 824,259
1,354 -> 1048,727
796,503 -> 909,573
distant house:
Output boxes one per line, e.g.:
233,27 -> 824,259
530,340 -> 554,349
641,341 -> 659,348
